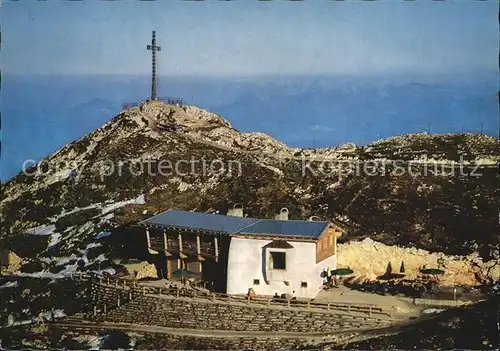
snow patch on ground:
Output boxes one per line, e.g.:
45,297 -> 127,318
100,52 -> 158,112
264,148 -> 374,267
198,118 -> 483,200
85,242 -> 102,251
47,194 -> 146,223
48,233 -> 62,248
14,271 -> 67,279
49,204 -> 99,222
54,254 -> 79,266
40,309 -> 67,319
20,241 -> 109,279
101,213 -> 115,221
6,309 -> 67,327
11,319 -> 33,326
58,263 -> 79,276
128,332 -> 141,349
100,194 -> 146,215
25,224 -> 56,236
88,335 -> 109,350
423,308 -> 445,314
84,254 -> 106,266
39,257 -> 53,265
45,167 -> 77,186
0,281 -> 18,289
73,335 -> 101,350
95,231 -> 112,240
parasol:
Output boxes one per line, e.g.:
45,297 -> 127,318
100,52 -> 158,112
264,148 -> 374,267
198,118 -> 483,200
331,268 -> 354,276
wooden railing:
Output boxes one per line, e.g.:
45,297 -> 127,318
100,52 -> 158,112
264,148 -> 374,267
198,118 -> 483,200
93,276 -> 394,318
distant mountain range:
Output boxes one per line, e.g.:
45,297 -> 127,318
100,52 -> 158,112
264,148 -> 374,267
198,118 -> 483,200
2,74 -> 498,180
213,83 -> 498,147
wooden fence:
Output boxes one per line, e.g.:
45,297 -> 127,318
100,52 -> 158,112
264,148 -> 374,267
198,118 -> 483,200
94,276 -> 394,318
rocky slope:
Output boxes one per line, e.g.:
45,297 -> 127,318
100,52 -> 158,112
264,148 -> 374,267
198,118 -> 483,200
1,101 -> 499,274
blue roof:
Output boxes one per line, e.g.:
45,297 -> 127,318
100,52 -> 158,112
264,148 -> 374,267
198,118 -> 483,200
239,219 -> 329,238
140,210 -> 260,235
140,210 -> 329,239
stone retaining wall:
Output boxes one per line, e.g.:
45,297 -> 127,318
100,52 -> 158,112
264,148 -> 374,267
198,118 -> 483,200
90,282 -> 132,312
91,283 -> 389,333
136,333 -> 309,349
55,324 -> 313,349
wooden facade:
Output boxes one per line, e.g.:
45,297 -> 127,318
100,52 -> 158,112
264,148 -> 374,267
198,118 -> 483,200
315,225 -> 343,264
139,226 -> 229,292
147,228 -> 219,261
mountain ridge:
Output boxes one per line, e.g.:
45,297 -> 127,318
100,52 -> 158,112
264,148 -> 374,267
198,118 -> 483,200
1,102 -> 499,265
3,75 -> 497,181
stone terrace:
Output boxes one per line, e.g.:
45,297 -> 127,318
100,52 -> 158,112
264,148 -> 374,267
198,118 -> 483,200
89,279 -> 395,333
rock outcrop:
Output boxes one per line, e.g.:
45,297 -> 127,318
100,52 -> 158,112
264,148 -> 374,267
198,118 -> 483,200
122,261 -> 158,280
0,250 -> 23,273
338,238 -> 500,285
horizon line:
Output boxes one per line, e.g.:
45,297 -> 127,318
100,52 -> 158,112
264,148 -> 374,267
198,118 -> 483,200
3,71 -> 498,78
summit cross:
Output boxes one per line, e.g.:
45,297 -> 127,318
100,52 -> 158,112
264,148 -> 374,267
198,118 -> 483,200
146,31 -> 161,100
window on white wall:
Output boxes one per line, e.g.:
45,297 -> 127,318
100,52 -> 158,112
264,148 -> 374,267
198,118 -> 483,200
270,251 -> 286,270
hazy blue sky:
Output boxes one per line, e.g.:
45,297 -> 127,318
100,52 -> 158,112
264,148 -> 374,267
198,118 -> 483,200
2,1 -> 498,77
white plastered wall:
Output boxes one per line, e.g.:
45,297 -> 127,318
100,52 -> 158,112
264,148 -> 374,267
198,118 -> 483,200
226,237 -> 336,299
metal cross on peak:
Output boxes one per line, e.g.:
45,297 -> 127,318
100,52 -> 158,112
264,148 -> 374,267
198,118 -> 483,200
147,31 -> 162,100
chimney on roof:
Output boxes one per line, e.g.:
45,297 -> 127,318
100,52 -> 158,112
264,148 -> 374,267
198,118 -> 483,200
227,203 -> 243,217
274,207 -> 289,220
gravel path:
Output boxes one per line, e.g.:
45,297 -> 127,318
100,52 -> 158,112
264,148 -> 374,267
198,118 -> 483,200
313,286 -> 419,316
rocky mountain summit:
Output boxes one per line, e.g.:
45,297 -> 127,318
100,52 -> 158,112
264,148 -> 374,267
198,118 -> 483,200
1,101 -> 499,277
